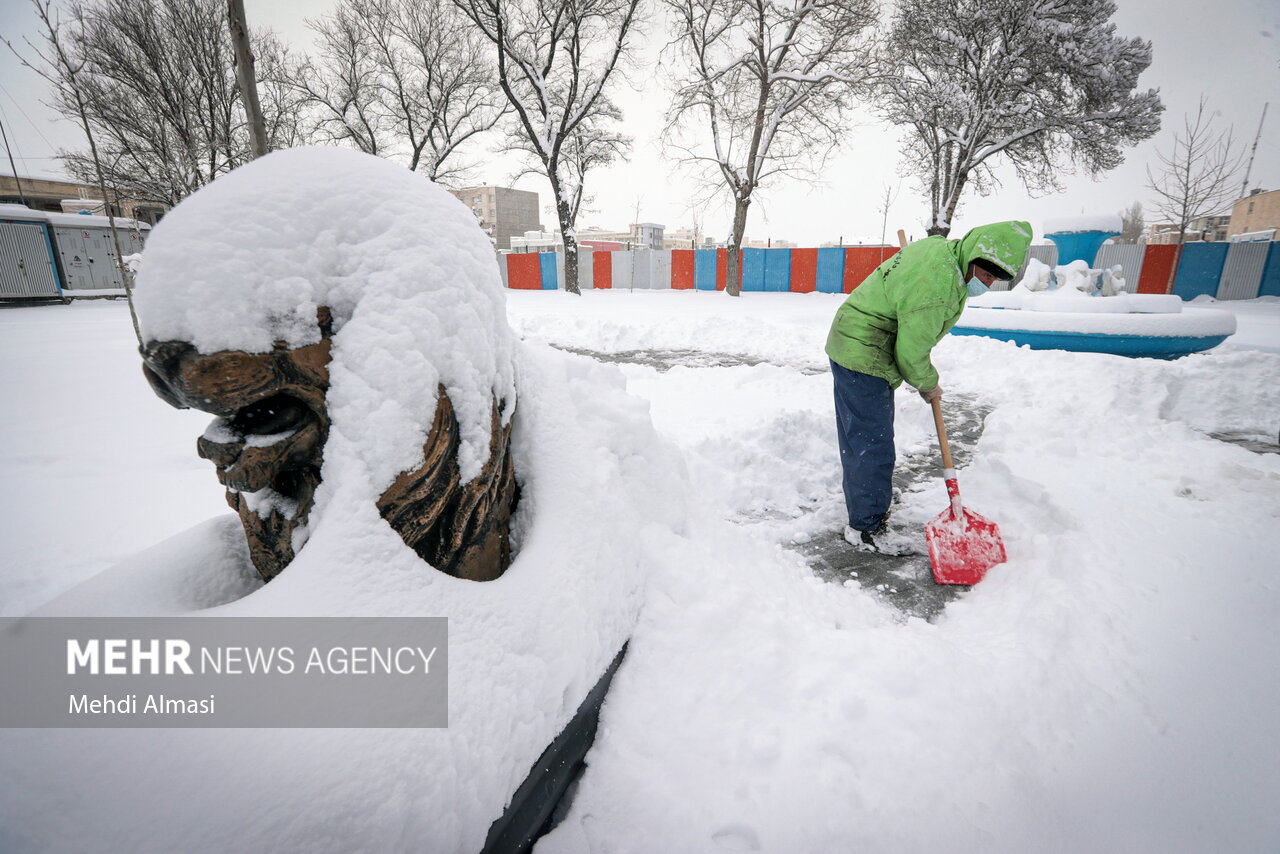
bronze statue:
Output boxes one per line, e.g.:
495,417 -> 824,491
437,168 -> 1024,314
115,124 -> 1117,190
140,306 -> 518,583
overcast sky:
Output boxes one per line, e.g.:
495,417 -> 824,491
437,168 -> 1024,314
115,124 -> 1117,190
1,0 -> 1277,244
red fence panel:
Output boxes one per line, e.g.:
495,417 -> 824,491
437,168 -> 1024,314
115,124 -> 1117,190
593,252 -> 613,289
1136,244 -> 1180,294
790,248 -> 818,293
671,250 -> 695,289
506,253 -> 543,289
843,247 -> 897,293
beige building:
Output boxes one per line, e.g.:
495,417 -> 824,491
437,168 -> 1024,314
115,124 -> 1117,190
447,186 -> 541,250
1227,188 -> 1280,240
1146,213 -> 1232,244
0,171 -> 166,223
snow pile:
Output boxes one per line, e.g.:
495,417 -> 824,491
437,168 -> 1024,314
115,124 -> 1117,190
960,303 -> 1235,335
501,294 -> 1280,854
4,287 -> 1280,853
975,288 -> 1185,317
2,151 -> 689,852
507,290 -> 834,371
1043,214 -> 1122,234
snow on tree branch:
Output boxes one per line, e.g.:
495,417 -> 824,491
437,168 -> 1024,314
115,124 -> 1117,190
877,0 -> 1163,235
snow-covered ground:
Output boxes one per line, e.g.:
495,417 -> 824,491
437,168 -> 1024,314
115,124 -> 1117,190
2,292 -> 1279,852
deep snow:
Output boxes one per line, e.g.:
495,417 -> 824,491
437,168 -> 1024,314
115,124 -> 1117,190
2,290 -> 1279,853
0,149 -> 681,854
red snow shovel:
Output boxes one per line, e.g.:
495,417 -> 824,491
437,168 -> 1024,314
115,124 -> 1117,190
925,397 -> 1007,585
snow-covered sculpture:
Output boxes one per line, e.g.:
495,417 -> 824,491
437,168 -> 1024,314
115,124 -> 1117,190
1100,264 -> 1126,296
9,147 -> 686,853
1015,257 -> 1053,292
136,148 -> 518,583
1051,259 -> 1101,294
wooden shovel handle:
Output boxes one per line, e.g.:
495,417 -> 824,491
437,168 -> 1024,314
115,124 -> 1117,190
931,397 -> 954,471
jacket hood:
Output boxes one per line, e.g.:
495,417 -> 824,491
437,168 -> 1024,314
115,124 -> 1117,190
953,220 -> 1033,279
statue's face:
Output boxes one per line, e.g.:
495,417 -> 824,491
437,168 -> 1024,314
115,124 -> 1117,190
139,312 -> 517,584
140,338 -> 332,581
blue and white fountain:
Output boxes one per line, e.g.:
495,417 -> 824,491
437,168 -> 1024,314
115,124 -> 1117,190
950,216 -> 1236,358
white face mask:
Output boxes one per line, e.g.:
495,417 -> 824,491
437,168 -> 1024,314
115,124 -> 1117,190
966,276 -> 989,297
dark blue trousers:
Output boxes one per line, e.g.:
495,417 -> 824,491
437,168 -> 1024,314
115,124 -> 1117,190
831,360 -> 895,531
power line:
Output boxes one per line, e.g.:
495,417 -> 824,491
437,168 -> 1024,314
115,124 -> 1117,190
0,81 -> 60,153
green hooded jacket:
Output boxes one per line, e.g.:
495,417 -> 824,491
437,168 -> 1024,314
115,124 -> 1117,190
824,220 -> 1032,391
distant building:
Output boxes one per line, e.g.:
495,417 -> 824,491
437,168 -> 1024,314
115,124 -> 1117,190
1227,188 -> 1280,240
1192,214 -> 1232,242
1145,214 -> 1231,244
663,226 -> 703,250
515,222 -> 665,252
447,185 -> 540,250
0,170 -> 167,224
632,223 -> 665,250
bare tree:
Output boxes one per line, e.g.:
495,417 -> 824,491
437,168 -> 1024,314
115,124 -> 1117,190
879,0 -> 1163,236
1146,97 -> 1244,246
288,4 -> 387,155
255,36 -> 313,151
6,0 -> 139,342
877,179 -> 901,259
292,0 -> 507,183
1118,200 -> 1144,243
663,0 -> 877,295
454,0 -> 641,294
19,0 -> 303,209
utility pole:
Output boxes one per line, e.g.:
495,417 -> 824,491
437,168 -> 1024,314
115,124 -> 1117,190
1240,102 -> 1268,200
228,0 -> 269,159
0,116 -> 28,206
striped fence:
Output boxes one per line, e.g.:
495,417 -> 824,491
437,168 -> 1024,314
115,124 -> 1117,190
501,242 -> 1280,300
502,246 -> 901,294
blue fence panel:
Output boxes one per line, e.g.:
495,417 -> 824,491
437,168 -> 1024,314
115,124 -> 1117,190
1260,243 -> 1280,298
741,248 -> 766,291
1171,243 -> 1229,300
539,252 -> 559,290
694,249 -> 718,290
763,248 -> 791,292
816,247 -> 845,293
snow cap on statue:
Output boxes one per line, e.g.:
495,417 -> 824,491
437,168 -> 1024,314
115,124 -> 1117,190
135,145 -> 517,487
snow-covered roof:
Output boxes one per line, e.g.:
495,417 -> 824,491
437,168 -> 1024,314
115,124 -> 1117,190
0,168 -> 76,183
1228,229 -> 1276,243
0,202 -> 151,230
